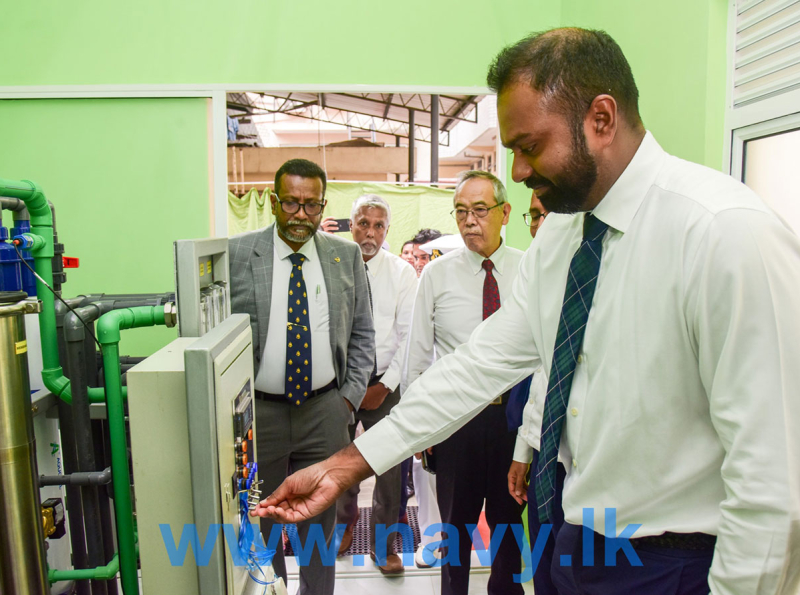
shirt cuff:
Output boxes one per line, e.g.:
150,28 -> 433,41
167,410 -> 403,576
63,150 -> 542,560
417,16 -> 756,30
354,417 -> 413,475
380,368 -> 400,392
513,435 -> 534,464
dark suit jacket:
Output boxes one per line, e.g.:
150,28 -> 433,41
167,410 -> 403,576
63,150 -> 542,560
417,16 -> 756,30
228,224 -> 375,409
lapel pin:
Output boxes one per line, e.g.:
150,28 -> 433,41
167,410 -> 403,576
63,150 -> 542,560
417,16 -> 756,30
334,257 -> 340,263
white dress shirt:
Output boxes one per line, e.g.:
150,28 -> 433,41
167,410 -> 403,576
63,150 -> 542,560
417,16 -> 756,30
365,248 -> 417,391
512,368 -> 548,460
402,241 -> 524,393
357,132 -> 800,595
255,227 -> 336,393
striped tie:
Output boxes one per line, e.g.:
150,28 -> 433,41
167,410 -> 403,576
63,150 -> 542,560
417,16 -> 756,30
534,213 -> 608,522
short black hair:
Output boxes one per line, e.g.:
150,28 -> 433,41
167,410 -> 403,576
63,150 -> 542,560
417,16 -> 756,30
412,228 -> 443,245
487,28 -> 642,132
274,159 -> 327,198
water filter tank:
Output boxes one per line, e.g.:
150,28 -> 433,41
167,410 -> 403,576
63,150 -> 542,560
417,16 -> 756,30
0,227 -> 23,292
11,220 -> 36,297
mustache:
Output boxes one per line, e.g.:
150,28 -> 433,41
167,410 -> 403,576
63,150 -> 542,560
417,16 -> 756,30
287,221 -> 316,230
524,175 -> 550,190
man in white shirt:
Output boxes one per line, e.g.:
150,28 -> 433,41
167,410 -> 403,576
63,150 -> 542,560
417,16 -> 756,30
402,170 -> 525,595
335,194 -> 417,574
505,192 -> 566,595
252,29 -> 800,595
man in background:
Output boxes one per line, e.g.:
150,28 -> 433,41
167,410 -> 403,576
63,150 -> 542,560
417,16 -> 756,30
409,228 -> 443,276
335,194 -> 417,575
229,158 -> 374,595
506,191 -> 564,595
403,170 -> 524,595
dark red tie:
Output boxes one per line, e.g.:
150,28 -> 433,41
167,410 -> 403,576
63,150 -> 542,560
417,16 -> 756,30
482,259 -> 500,319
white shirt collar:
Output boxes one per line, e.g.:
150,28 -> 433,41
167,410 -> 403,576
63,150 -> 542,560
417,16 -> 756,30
592,131 -> 667,234
273,225 -> 317,261
365,246 -> 386,276
464,238 -> 507,276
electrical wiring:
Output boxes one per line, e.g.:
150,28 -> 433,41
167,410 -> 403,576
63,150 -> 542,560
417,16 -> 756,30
236,462 -> 276,594
12,241 -> 102,351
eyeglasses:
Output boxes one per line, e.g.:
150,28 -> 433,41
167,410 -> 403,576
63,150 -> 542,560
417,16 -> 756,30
451,203 -> 503,222
523,212 -> 546,227
273,195 -> 326,216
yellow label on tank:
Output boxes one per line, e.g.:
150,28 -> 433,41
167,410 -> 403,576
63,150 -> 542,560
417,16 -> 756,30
199,262 -> 205,276
15,340 -> 27,354
207,260 -> 213,275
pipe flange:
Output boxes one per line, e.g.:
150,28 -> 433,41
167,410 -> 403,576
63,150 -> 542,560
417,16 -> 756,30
163,302 -> 178,328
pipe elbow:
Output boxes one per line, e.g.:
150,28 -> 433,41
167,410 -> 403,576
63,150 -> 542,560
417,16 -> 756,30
96,306 -> 166,344
42,369 -> 72,404
20,180 -> 52,226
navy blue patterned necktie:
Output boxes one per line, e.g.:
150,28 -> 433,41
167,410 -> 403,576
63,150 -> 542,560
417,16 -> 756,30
534,212 -> 608,522
286,253 -> 312,406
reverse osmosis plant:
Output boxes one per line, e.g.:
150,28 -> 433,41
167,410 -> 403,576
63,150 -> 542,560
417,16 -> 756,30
0,177 -> 283,595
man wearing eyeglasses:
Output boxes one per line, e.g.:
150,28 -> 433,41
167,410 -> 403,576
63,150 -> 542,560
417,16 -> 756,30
506,190 -> 564,595
229,158 -> 375,595
523,193 -> 547,239
402,170 -> 525,595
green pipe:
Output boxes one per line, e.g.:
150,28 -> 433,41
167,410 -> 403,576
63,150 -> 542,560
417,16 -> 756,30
0,177 -> 128,404
3,180 -> 67,396
49,554 -> 119,582
41,369 -> 127,404
97,306 -> 166,595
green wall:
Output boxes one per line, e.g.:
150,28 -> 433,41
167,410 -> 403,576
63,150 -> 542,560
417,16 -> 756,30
505,0 -> 728,250
0,0 -> 560,87
0,0 -> 728,353
0,98 -> 210,354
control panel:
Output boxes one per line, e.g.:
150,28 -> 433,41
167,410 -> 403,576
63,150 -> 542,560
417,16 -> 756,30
231,382 -> 256,499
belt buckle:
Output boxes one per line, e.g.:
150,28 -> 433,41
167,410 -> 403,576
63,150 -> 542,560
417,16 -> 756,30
490,396 -> 503,405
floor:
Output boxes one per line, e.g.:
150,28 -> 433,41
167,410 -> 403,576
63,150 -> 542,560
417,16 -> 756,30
282,476 -> 535,595
285,552 -> 535,595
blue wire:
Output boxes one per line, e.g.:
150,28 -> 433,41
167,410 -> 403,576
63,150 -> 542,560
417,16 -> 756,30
236,462 -> 276,593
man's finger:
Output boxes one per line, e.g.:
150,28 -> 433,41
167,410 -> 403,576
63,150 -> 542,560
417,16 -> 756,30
514,474 -> 528,503
508,471 -> 523,505
259,478 -> 295,510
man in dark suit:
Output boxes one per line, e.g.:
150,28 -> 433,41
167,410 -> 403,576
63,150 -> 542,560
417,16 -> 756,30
229,158 -> 375,595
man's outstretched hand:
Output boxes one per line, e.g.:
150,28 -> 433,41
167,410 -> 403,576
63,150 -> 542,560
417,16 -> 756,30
250,443 -> 373,523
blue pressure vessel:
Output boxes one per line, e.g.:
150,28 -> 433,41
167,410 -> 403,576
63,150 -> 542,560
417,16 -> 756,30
11,220 -> 36,296
0,227 -> 23,292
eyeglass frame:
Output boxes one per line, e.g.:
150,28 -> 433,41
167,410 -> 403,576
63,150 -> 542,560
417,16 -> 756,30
271,193 -> 327,216
450,202 -> 504,222
523,211 -> 547,227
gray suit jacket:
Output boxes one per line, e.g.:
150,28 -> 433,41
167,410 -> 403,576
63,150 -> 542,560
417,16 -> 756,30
228,224 -> 375,409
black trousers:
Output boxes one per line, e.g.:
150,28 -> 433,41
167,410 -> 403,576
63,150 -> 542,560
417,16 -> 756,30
527,448 -> 567,595
435,402 -> 525,595
552,523 -> 714,595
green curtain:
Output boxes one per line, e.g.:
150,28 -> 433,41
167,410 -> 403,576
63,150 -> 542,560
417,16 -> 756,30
227,187 -> 270,236
227,182 -> 459,254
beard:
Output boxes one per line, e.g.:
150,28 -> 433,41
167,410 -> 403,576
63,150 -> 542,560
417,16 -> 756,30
524,129 -> 598,214
277,219 -> 317,244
